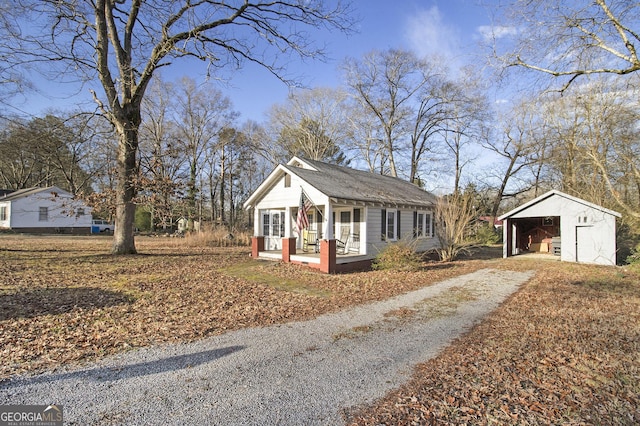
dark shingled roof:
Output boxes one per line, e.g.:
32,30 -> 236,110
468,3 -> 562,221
284,158 -> 436,208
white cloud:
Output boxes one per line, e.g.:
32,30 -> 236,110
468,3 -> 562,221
405,6 -> 460,60
477,25 -> 518,43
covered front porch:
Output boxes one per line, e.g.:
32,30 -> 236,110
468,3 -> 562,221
251,236 -> 373,273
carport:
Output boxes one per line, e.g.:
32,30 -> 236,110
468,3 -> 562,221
499,190 -> 621,266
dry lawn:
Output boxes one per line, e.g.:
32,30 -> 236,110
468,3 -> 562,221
0,235 -> 484,379
346,260 -> 640,425
1,236 -> 638,424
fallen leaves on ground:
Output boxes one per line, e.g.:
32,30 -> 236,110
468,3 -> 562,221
345,262 -> 640,425
0,235 -> 483,379
3,236 -> 638,424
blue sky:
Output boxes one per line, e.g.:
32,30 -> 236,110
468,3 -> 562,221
223,0 -> 501,122
10,0 -> 501,123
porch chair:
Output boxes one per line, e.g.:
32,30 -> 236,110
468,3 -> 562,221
348,233 -> 360,254
303,230 -> 319,253
336,228 -> 350,255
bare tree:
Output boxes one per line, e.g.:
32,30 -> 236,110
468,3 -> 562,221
435,188 -> 477,262
268,87 -> 350,163
173,77 -> 238,230
497,0 -> 640,91
7,1 -> 354,253
139,78 -> 185,231
0,114 -> 98,194
539,82 -> 640,221
343,49 -> 436,177
482,99 -> 543,225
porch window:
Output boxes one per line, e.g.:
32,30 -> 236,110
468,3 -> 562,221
262,211 -> 285,238
262,214 -> 270,236
272,212 -> 284,237
39,206 -> 48,222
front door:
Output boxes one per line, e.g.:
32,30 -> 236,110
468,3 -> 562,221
262,210 -> 285,250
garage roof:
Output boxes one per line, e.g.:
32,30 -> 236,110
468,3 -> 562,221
498,189 -> 621,220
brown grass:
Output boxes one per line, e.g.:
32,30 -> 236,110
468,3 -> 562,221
0,235 -> 485,380
345,260 -> 640,425
1,236 -> 638,424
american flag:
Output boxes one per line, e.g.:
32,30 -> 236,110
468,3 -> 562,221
296,191 -> 312,231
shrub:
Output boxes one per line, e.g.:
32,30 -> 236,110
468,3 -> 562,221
626,243 -> 640,270
372,239 -> 422,271
473,224 -> 502,245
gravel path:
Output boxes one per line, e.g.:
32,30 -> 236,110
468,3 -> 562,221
1,268 -> 533,425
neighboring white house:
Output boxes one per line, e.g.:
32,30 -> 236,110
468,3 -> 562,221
243,157 -> 438,273
498,189 -> 621,266
0,186 -> 92,233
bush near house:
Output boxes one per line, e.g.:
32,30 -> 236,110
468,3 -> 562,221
372,239 -> 422,271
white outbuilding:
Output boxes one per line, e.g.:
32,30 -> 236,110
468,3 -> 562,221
498,190 -> 621,266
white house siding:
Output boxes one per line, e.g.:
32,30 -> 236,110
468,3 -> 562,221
365,208 -> 438,257
0,202 -> 10,228
6,192 -> 91,229
252,173 -> 328,240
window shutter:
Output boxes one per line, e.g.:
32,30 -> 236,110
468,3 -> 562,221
413,211 -> 417,238
397,210 -> 401,240
381,209 -> 386,241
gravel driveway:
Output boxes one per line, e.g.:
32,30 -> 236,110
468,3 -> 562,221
1,268 -> 533,425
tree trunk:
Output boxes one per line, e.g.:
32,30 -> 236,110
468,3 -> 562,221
112,123 -> 139,254
219,147 -> 226,225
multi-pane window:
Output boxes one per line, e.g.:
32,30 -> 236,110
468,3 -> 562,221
425,213 -> 432,237
381,209 -> 397,241
386,210 -> 395,240
262,211 -> 285,237
272,212 -> 283,237
417,213 -> 424,236
0,206 -> 6,221
414,211 -> 433,237
262,214 -> 270,236
39,207 -> 48,222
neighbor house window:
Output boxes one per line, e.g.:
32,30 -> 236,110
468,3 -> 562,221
0,206 -> 6,221
39,206 -> 48,221
76,208 -> 85,217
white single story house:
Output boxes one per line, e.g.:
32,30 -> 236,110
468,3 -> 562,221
243,157 -> 439,273
0,186 -> 92,234
498,189 -> 621,266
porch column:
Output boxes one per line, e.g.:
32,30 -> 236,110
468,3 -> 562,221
253,208 -> 260,236
324,202 -> 334,240
281,237 -> 296,262
284,207 -> 291,238
503,219 -> 510,258
320,239 -> 336,274
251,236 -> 264,258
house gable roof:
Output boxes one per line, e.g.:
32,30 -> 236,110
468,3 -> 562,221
244,156 -> 436,209
0,186 -> 73,202
498,189 -> 621,220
